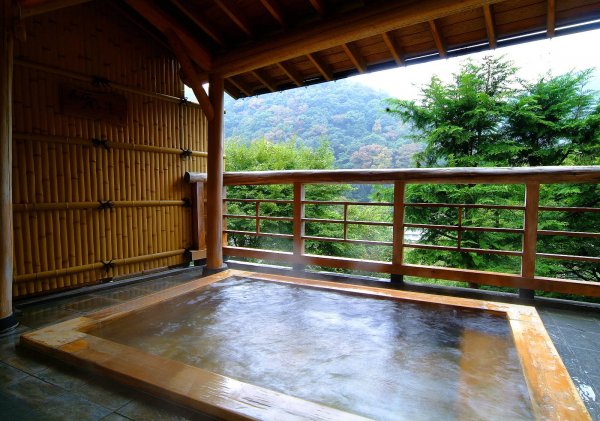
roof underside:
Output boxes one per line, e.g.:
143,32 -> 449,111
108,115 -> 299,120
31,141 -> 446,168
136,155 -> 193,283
77,0 -> 600,97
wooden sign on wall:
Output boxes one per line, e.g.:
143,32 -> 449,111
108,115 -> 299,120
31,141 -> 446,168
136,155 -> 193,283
59,84 -> 128,125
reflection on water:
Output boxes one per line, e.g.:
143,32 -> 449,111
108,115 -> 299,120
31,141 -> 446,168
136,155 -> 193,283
91,277 -> 533,420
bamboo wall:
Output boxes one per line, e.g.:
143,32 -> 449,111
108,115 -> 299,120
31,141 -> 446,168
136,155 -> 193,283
11,3 -> 207,297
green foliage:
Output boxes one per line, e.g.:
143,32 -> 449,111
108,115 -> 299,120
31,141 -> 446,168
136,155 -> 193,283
382,56 -> 600,283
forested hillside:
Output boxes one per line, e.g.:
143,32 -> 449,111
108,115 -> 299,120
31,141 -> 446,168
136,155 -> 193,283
224,81 -> 420,168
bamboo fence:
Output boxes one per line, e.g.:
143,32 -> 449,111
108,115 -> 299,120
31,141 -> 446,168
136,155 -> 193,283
11,3 -> 208,297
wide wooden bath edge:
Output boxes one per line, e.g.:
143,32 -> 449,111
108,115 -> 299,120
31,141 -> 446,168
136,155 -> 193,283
20,269 -> 590,420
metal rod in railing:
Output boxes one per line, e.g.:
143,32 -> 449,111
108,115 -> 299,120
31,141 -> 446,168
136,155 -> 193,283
391,181 -> 406,284
457,206 -> 463,250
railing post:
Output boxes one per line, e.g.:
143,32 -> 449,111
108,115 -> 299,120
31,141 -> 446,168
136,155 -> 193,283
293,182 -> 305,272
391,181 -> 405,285
520,182 -> 540,299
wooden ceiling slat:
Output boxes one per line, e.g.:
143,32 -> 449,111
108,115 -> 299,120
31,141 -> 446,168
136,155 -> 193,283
252,69 -> 277,92
260,0 -> 286,25
428,19 -> 447,58
17,0 -> 92,17
216,0 -> 254,36
124,0 -> 212,70
213,0 -> 509,77
277,61 -> 303,86
341,42 -> 367,73
382,31 -> 404,66
224,79 -> 242,99
547,0 -> 556,37
307,52 -> 333,80
228,76 -> 253,96
483,4 -> 497,48
309,0 -> 326,16
171,0 -> 226,47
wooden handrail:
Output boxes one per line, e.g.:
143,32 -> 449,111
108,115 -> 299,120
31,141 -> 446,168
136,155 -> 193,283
200,166 -> 600,185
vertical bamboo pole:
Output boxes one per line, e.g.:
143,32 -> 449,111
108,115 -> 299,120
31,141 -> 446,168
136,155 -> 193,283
205,75 -> 225,271
292,182 -> 305,272
391,181 -> 405,284
0,0 -> 16,329
520,182 -> 540,299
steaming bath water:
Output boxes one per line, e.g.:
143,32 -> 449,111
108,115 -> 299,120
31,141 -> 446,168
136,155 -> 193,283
90,277 -> 533,420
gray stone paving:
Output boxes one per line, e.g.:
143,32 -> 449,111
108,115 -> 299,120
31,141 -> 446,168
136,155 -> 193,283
1,268 -> 599,420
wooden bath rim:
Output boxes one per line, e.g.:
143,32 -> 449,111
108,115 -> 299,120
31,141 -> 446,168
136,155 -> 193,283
20,269 -> 590,420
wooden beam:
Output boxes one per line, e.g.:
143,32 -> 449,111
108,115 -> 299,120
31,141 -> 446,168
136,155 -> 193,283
227,76 -> 252,97
251,69 -> 276,93
307,53 -> 332,81
309,0 -> 326,16
206,75 -> 225,270
164,30 -> 214,121
214,0 -> 507,77
223,79 -> 242,99
171,0 -> 226,47
483,4 -> 497,49
124,0 -> 212,71
547,0 -> 556,38
0,0 -> 15,328
17,0 -> 91,17
260,0 -> 286,26
382,31 -> 404,66
342,42 -> 366,73
277,61 -> 303,86
215,0 -> 253,37
428,19 -> 446,58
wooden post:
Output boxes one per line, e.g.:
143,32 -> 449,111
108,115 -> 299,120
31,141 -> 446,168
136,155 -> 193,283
190,181 -> 206,265
0,0 -> 17,331
391,181 -> 405,285
520,182 -> 540,299
292,182 -> 305,272
205,75 -> 226,272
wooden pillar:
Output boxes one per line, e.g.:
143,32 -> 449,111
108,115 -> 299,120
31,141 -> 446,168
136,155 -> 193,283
0,0 -> 17,331
292,182 -> 305,272
520,182 -> 540,300
205,74 -> 226,271
391,181 -> 405,284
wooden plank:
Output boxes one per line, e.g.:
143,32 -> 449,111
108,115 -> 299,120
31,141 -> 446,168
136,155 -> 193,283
216,167 -> 600,186
309,0 -> 326,16
206,75 -> 225,270
306,53 -> 333,81
521,183 -> 540,279
227,76 -> 253,97
392,182 -> 405,268
215,0 -> 254,37
483,4 -> 497,48
428,19 -> 447,57
17,0 -> 91,17
510,315 -> 591,420
342,42 -> 367,73
547,0 -> 556,37
260,0 -> 286,26
171,0 -> 226,47
164,30 -> 214,121
124,0 -> 212,71
190,183 -> 205,250
293,182 -> 305,266
276,61 -> 303,86
0,0 -> 14,322
381,31 -> 404,65
251,69 -> 276,92
213,0 -> 509,77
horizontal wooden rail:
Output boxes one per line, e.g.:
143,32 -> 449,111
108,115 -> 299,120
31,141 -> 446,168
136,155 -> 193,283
13,200 -> 188,212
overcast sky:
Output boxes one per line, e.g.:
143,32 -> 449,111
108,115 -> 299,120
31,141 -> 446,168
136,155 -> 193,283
351,28 -> 600,99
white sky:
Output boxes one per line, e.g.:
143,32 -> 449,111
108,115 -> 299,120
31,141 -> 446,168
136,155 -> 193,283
189,27 -> 600,102
351,28 -> 600,99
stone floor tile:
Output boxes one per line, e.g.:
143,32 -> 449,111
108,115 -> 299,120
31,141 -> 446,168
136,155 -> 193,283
16,306 -> 78,329
4,349 -> 53,375
100,413 -> 133,421
116,395 -> 215,421
547,309 -> 600,333
61,296 -> 122,313
0,361 -> 28,385
559,326 -> 600,353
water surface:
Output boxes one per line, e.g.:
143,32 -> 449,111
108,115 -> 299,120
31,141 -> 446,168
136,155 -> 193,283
91,277 -> 533,420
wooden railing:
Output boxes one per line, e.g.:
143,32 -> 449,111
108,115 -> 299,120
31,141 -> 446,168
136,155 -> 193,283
187,167 -> 600,298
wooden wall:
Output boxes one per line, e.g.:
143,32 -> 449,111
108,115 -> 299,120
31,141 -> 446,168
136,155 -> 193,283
11,3 -> 207,297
